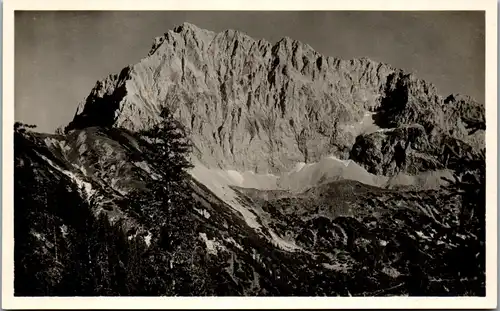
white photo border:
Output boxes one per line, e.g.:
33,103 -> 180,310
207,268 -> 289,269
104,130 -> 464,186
2,0 -> 497,309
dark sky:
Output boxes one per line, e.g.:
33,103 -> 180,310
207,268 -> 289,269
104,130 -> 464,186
15,11 -> 485,133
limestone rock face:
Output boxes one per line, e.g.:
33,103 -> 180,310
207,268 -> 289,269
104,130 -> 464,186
66,22 -> 484,176
349,125 -> 441,176
350,75 -> 485,177
376,72 -> 485,149
66,23 -> 398,173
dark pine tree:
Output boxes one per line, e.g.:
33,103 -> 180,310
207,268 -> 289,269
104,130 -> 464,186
125,105 -> 215,296
130,106 -> 194,239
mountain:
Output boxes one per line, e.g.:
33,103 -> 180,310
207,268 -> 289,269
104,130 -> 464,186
65,22 -> 483,174
15,23 -> 486,296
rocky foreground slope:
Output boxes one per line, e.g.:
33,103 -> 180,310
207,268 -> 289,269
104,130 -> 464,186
15,23 -> 486,296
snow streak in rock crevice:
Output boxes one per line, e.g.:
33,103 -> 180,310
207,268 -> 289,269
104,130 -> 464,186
36,151 -> 95,202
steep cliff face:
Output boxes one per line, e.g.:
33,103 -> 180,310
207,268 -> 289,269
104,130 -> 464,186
65,22 -> 399,173
66,23 -> 484,176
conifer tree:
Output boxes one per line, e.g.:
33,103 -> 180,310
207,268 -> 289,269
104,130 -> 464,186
130,105 -> 194,230
134,107 -> 192,199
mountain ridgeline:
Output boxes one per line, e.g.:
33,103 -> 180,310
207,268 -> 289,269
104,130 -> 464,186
65,22 -> 483,174
15,23 -> 485,296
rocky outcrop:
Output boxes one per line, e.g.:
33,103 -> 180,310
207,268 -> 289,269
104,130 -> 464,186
374,72 -> 484,146
349,125 -> 441,176
375,72 -> 484,134
350,85 -> 484,176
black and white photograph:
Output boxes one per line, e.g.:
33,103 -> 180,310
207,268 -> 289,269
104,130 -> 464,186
3,0 -> 497,309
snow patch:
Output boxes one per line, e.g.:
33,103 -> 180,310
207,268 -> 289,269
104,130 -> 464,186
79,165 -> 89,176
134,161 -> 151,174
78,143 -> 88,155
227,170 -> 244,185
76,131 -> 87,150
322,262 -> 348,272
224,237 -> 244,251
327,155 -> 351,167
194,207 -> 211,219
344,111 -> 380,135
44,138 -> 72,153
415,231 -> 432,240
144,232 -> 152,247
190,163 -> 262,231
134,161 -> 162,180
290,162 -> 306,173
382,266 -> 401,278
37,152 -> 95,201
30,230 -> 43,241
127,230 -> 143,242
60,225 -> 68,238
268,230 -> 301,252
61,141 -> 71,152
199,232 -> 224,255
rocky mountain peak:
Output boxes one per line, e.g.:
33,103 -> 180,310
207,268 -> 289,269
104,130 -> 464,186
65,23 -> 484,176
173,21 -> 202,33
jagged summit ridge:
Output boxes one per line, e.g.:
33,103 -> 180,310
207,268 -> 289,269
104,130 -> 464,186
65,23 -> 483,175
